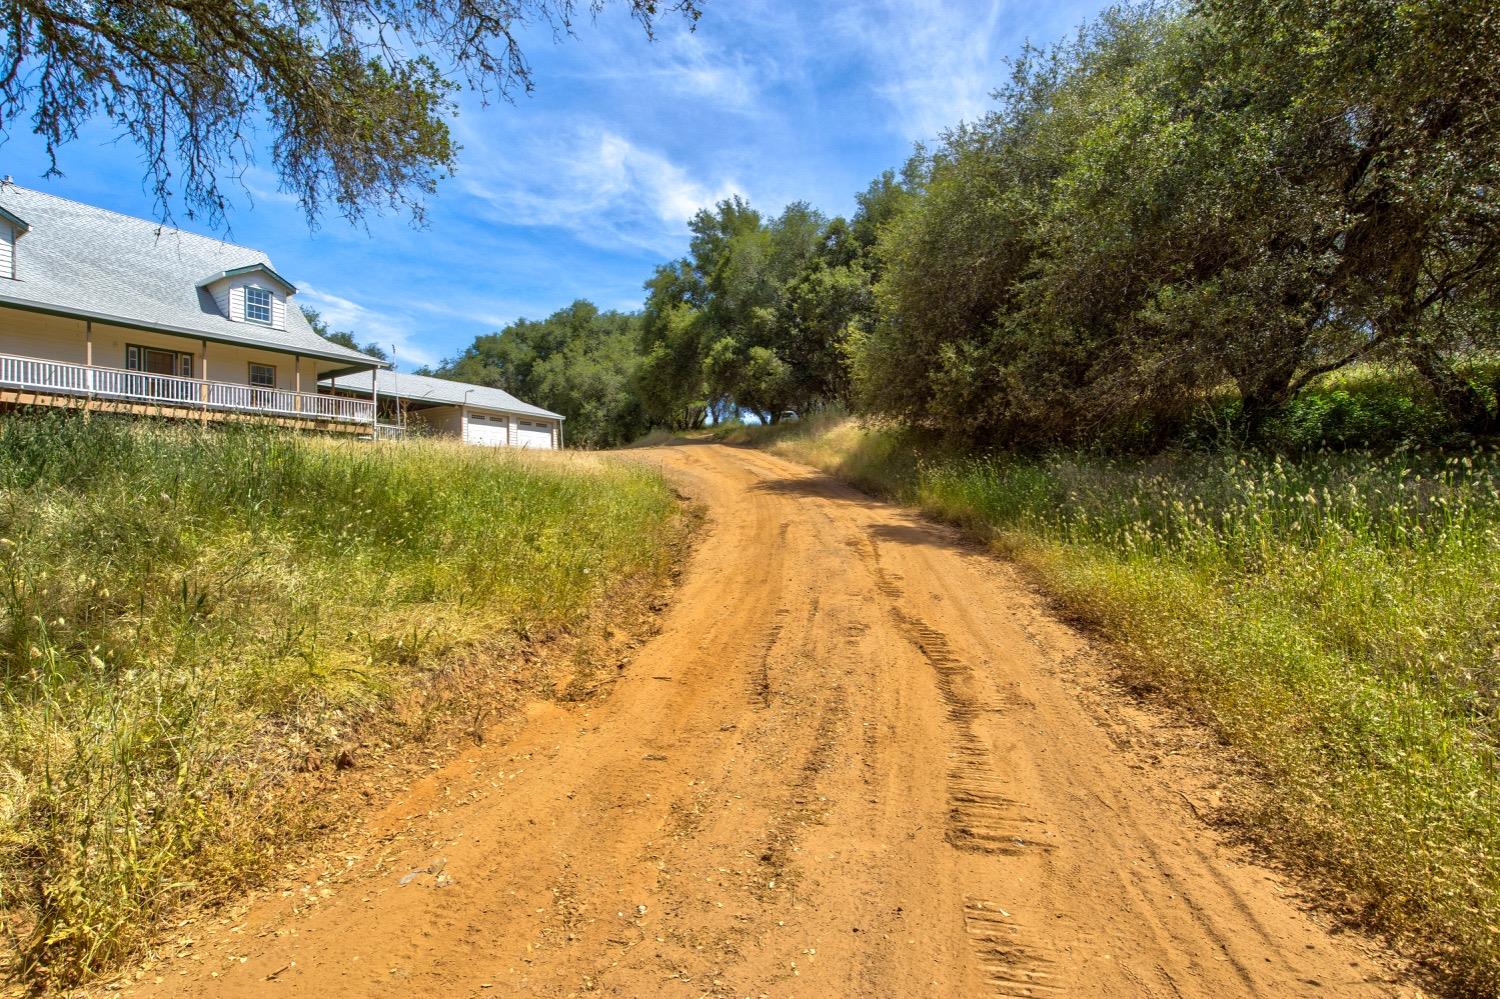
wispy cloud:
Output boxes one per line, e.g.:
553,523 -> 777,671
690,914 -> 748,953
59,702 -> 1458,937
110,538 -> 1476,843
663,33 -> 761,109
831,0 -> 1018,141
407,296 -> 599,336
565,25 -> 768,111
457,122 -> 742,255
298,284 -> 441,369
236,165 -> 301,210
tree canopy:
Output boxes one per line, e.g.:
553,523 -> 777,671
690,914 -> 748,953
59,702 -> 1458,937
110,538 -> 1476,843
846,0 -> 1500,447
635,189 -> 886,428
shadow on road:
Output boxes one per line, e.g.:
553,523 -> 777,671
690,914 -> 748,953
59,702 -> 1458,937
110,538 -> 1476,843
747,473 -> 992,560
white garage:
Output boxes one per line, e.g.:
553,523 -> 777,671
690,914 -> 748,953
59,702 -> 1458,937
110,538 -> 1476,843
514,418 -> 554,449
321,370 -> 565,449
466,411 -> 510,447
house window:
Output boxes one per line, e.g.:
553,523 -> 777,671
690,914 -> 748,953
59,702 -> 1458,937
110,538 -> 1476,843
245,286 -> 273,324
248,362 -> 277,408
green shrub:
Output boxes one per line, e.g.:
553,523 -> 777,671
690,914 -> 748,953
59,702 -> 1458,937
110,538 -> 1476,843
1252,370 -> 1452,451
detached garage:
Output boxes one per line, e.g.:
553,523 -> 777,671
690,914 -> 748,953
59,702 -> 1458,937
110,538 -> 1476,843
466,411 -> 510,447
514,418 -> 555,449
321,370 -> 564,449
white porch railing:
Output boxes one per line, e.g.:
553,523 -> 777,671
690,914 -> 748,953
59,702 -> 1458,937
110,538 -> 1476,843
0,352 -> 375,425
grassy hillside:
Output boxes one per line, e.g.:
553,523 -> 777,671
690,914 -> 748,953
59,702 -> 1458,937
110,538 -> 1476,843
731,413 -> 1500,992
0,415 -> 683,989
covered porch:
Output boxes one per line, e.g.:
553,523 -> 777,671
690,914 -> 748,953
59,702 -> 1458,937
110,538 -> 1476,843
0,352 -> 376,430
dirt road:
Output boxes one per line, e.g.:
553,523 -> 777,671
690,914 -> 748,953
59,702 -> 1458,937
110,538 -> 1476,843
131,442 -> 1416,998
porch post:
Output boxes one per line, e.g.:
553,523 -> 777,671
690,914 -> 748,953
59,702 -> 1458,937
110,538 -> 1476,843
294,354 -> 302,413
370,368 -> 379,438
84,321 -> 93,399
200,339 -> 209,426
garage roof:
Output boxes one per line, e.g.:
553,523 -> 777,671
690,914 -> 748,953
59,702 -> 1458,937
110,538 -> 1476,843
323,369 -> 564,421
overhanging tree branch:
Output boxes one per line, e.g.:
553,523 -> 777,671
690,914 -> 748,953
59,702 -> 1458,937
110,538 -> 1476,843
0,0 -> 702,227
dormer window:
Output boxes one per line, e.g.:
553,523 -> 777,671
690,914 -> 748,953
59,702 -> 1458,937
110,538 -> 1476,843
245,286 -> 273,324
198,262 -> 294,328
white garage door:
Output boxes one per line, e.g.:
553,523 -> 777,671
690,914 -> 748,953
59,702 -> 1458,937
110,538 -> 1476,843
466,412 -> 508,447
516,419 -> 553,449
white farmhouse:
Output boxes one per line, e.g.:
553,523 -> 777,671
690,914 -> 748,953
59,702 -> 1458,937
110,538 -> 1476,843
0,183 -> 385,431
323,369 -> 565,449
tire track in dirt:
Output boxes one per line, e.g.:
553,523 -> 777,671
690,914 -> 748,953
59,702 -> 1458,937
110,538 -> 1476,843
854,530 -> 1048,860
754,688 -> 849,898
748,590 -> 822,710
751,607 -> 789,708
855,526 -> 1066,996
893,608 -> 1047,859
963,898 -> 1069,998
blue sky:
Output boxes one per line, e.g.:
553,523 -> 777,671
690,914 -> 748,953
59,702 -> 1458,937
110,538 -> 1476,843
0,0 -> 1103,370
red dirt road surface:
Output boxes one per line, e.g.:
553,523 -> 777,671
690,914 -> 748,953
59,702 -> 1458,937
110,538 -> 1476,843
127,442 -> 1419,998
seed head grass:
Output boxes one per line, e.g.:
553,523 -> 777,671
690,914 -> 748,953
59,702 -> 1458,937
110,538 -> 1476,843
0,414 -> 679,990
744,414 -> 1500,993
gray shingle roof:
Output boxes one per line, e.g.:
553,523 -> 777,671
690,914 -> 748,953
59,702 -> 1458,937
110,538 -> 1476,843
0,184 -> 383,369
324,369 -> 564,420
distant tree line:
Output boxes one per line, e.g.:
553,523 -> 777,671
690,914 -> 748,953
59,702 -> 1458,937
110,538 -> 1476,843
424,301 -> 648,449
432,0 -> 1500,449
424,179 -> 905,445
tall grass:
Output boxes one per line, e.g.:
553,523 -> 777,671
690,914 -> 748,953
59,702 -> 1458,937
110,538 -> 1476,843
745,415 -> 1500,992
0,414 -> 680,989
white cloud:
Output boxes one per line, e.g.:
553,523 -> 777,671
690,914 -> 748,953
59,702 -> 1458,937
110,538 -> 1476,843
569,27 -> 765,110
456,122 -> 742,255
832,0 -> 1013,141
408,299 -> 523,330
632,29 -> 765,110
672,54 -> 759,110
298,284 -> 441,369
